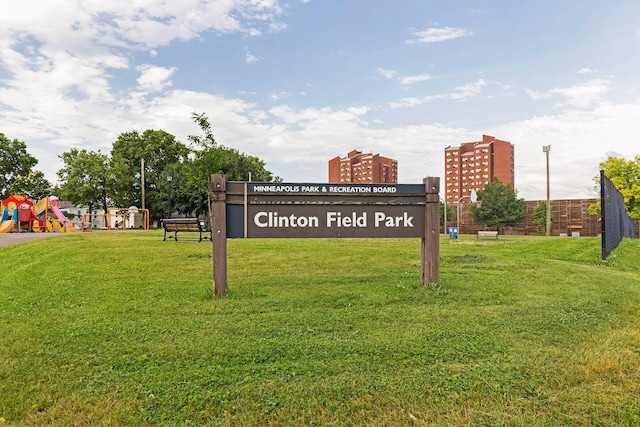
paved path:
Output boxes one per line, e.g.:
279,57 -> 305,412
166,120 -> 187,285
0,232 -> 68,248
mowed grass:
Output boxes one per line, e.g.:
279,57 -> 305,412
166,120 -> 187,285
1,232 -> 640,426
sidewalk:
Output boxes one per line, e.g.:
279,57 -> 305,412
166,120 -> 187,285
0,232 -> 68,248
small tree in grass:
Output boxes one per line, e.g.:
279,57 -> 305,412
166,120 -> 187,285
470,177 -> 526,232
533,201 -> 552,235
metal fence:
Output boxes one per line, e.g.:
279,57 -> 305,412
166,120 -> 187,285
601,170 -> 637,260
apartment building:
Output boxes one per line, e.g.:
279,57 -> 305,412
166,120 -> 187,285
444,135 -> 514,204
328,150 -> 398,184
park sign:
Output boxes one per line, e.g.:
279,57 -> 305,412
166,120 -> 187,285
209,175 -> 441,295
225,182 -> 426,238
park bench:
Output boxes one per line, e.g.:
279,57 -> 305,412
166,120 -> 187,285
162,218 -> 211,242
477,230 -> 499,240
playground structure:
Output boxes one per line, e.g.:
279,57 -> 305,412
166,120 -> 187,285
0,195 -> 76,233
82,207 -> 149,231
1,195 -> 150,233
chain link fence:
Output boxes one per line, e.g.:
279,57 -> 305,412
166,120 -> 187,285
601,170 -> 637,260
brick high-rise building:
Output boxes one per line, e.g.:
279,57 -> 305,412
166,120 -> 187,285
444,135 -> 514,204
328,150 -> 398,184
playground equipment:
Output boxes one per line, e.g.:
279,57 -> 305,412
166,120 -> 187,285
0,203 -> 18,233
82,207 -> 149,231
0,195 -> 76,233
38,196 -> 75,232
1,195 -> 148,233
1,195 -> 34,233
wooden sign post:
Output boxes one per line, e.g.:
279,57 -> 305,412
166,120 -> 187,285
210,174 -> 440,296
210,175 -> 227,296
422,176 -> 440,285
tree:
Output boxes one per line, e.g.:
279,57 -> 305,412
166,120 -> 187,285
0,133 -> 38,197
533,201 -> 552,235
7,171 -> 52,200
177,112 -> 280,216
110,129 -> 190,224
188,112 -> 279,181
57,149 -> 112,215
588,156 -> 640,220
469,177 -> 526,230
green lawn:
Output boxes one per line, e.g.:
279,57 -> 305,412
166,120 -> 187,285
1,232 -> 640,426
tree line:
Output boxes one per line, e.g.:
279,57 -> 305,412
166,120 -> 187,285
2,116 -> 639,229
1,113 -> 280,224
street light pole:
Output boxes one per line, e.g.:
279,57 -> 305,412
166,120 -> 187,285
543,145 -> 551,236
167,174 -> 173,218
140,158 -> 145,210
440,198 -> 447,236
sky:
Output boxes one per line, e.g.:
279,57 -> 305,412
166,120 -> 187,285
1,1 -> 640,201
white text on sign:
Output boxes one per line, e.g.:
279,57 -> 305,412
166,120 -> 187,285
254,211 -> 414,228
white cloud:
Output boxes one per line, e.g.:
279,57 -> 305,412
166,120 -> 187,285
527,79 -> 611,108
387,80 -> 487,108
549,79 -> 610,108
450,79 -> 487,100
494,101 -> 640,200
0,1 -> 286,88
4,69 -> 639,202
0,0 -> 288,181
389,95 -> 442,109
0,1 -> 284,55
400,74 -> 432,85
388,79 -> 486,108
271,91 -> 289,101
136,65 -> 176,92
406,27 -> 472,44
377,68 -> 398,79
268,22 -> 288,33
246,52 -> 259,63
347,106 -> 369,116
0,0 -> 637,206
378,68 -> 431,86
525,89 -> 552,100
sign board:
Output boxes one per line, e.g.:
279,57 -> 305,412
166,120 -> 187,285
225,182 -> 427,239
210,175 -> 441,296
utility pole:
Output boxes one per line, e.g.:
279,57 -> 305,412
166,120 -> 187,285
141,158 -> 145,210
167,174 -> 173,218
543,145 -> 551,236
